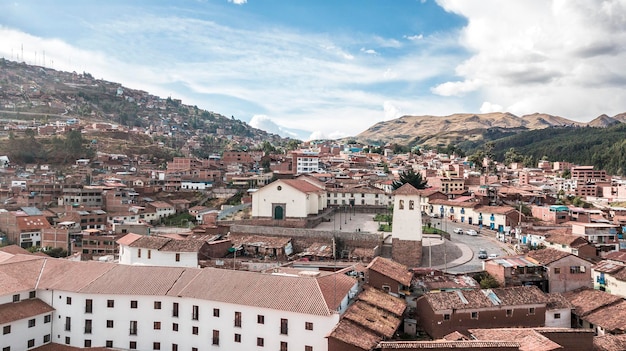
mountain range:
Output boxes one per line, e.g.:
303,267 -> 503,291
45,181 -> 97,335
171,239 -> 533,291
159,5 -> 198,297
355,112 -> 626,147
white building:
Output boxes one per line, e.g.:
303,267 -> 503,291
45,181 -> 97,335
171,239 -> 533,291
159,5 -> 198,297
117,234 -> 206,268
251,179 -> 327,219
293,152 -> 320,175
0,251 -> 357,351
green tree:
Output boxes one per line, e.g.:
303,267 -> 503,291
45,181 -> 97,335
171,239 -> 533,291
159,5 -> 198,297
392,169 -> 428,190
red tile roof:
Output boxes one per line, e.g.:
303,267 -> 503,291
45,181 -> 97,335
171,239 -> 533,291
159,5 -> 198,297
562,288 -> 623,317
420,286 -> 547,311
0,298 -> 54,324
469,328 -> 562,351
594,334 -> 626,351
367,256 -> 413,286
526,248 -> 573,265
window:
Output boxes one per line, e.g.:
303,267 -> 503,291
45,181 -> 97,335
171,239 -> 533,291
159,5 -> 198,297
28,339 -> 35,348
234,333 -> 241,343
529,307 -> 536,315
131,300 -> 138,309
65,317 -> 71,331
130,321 -> 138,335
66,296 -> 72,305
554,267 -> 561,274
28,319 -> 36,328
130,341 -> 137,350
212,330 -> 220,345
554,313 -> 561,319
570,266 -> 585,274
257,338 -> 264,347
234,311 -> 241,327
65,337 -> 70,345
257,314 -> 265,324
85,299 -> 93,313
305,346 -> 313,351
106,341 -> 113,348
84,319 -> 92,334
213,308 -> 220,317
382,285 -> 391,293
192,348 -> 197,351
172,344 -> 178,351
84,340 -> 92,348
471,312 -> 478,319
107,299 -> 114,308
107,320 -> 114,328
29,291 -> 36,299
154,321 -> 161,330
3,325 -> 11,334
175,253 -> 180,262
148,250 -> 152,259
280,341 -> 288,351
13,294 -> 20,302
2,347 -> 9,351
138,249 -> 142,258
43,334 -> 50,343
280,318 -> 288,335
172,323 -> 178,331
305,322 -> 313,331
192,326 -> 198,335
44,315 -> 51,323
409,200 -> 414,210
506,309 -> 513,317
153,342 -> 160,350
154,301 -> 161,309
443,314 -> 450,321
399,199 -> 404,210
172,302 -> 179,317
192,305 -> 199,320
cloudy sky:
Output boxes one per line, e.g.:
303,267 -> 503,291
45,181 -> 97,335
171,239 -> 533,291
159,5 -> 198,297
1,0 -> 625,140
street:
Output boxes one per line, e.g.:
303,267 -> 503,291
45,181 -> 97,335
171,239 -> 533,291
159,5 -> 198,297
431,219 -> 516,273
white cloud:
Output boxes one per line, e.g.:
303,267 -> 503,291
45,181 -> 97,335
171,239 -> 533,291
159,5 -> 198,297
249,115 -> 299,138
434,0 -> 626,120
360,48 -> 377,55
404,34 -> 423,41
383,101 -> 402,120
431,79 -> 481,96
479,102 -> 503,113
228,0 -> 247,4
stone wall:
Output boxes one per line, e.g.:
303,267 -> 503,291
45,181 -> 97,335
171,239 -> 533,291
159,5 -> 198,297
392,238 -> 422,268
229,224 -> 383,258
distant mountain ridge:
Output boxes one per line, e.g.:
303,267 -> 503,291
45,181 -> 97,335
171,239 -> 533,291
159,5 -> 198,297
355,111 -> 626,146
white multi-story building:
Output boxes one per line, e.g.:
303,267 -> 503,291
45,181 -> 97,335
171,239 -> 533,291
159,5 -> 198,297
292,152 -> 320,175
0,251 -> 357,351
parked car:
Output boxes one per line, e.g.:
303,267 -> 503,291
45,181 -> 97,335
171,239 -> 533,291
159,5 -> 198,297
478,249 -> 488,259
488,253 -> 499,259
453,228 -> 464,234
466,229 -> 478,236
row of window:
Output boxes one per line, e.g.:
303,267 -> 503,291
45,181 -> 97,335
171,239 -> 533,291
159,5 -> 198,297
442,307 -> 537,321
12,291 -> 36,302
3,315 -> 51,335
49,338 -> 314,351
135,249 -> 182,261
2,334 -> 50,351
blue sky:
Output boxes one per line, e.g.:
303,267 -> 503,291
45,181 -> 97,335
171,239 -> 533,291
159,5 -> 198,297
2,0 -> 626,141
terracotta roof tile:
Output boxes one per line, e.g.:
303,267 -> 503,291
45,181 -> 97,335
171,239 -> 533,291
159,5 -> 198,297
315,272 -> 358,311
160,238 -> 206,252
584,299 -> 626,333
526,248 -> 572,265
128,235 -> 171,249
470,328 -> 562,351
605,251 -> 626,264
594,334 -> 626,351
281,179 -> 324,193
357,285 -> 406,316
342,300 -> 401,337
593,260 -> 625,274
0,257 -> 46,295
328,319 -> 382,350
392,183 -> 422,195
563,288 -> 623,317
38,259 -> 117,292
378,340 -> 521,349
0,298 -> 55,324
367,256 -> 413,286
545,292 -> 573,310
421,286 -> 547,311
116,233 -> 143,246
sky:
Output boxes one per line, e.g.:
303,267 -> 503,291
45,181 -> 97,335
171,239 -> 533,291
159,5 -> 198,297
1,0 -> 626,141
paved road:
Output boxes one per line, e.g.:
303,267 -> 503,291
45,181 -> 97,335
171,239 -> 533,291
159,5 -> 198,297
432,219 -> 516,273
